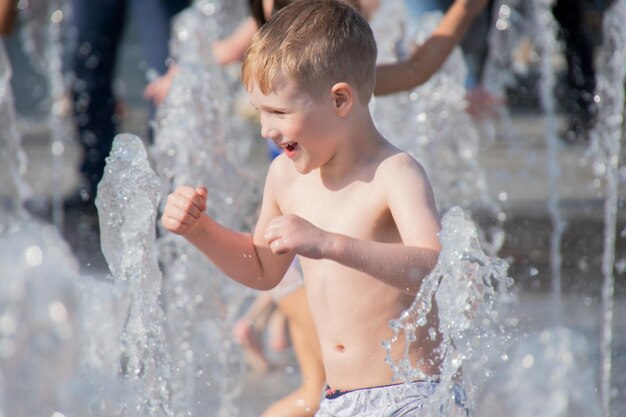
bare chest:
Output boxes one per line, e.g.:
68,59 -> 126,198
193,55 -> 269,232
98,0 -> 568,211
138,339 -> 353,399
278,177 -> 397,241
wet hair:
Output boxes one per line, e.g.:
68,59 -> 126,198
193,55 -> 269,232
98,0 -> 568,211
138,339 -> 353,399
242,0 -> 377,103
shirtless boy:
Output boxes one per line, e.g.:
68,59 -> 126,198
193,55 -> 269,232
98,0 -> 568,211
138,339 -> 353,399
162,1 -> 452,414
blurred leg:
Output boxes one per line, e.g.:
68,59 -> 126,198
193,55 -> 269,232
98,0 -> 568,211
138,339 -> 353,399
232,292 -> 276,373
69,0 -> 126,200
267,307 -> 289,352
128,0 -> 182,75
553,0 -> 596,137
127,0 -> 191,141
261,287 -> 325,417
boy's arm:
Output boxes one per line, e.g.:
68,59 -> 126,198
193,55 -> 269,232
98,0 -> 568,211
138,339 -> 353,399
265,155 -> 441,295
374,0 -> 489,96
161,163 -> 294,290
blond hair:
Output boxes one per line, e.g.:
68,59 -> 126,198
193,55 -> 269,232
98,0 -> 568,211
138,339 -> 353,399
242,0 -> 377,103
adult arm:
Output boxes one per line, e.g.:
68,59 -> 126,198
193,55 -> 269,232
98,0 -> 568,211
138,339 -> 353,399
374,0 -> 489,96
212,16 -> 258,66
144,16 -> 258,105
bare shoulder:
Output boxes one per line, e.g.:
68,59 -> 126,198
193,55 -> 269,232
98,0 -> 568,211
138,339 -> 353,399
376,150 -> 430,186
264,153 -> 300,193
377,151 -> 440,248
266,153 -> 295,180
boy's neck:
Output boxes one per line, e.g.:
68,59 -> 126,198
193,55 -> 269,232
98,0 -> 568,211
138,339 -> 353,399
318,109 -> 387,187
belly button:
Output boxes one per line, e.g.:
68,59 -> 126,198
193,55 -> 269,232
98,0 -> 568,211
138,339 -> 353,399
335,344 -> 345,353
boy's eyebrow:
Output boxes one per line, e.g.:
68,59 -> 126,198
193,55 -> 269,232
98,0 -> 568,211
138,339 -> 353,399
249,101 -> 288,113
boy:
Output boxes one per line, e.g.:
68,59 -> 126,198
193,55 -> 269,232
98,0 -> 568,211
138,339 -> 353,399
162,0 -> 447,414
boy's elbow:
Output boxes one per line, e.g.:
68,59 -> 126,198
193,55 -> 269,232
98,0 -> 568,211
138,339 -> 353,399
247,271 -> 284,291
406,249 -> 439,292
426,248 -> 440,274
254,279 -> 279,292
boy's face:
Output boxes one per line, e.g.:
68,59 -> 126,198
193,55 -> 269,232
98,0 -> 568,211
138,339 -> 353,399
249,72 -> 341,174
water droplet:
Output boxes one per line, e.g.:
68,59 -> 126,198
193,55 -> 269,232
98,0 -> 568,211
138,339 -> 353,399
49,301 -> 68,323
51,140 -> 65,156
522,354 -> 534,368
0,314 -> 17,335
50,10 -> 63,24
24,245 -> 43,266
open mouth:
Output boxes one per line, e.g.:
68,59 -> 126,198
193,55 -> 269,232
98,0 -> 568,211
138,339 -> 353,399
282,141 -> 298,152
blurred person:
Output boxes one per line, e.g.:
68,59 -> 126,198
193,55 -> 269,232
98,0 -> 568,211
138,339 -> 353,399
145,0 -> 491,102
232,290 -> 290,373
403,0 -> 504,120
552,0 -> 597,143
67,0 -> 190,209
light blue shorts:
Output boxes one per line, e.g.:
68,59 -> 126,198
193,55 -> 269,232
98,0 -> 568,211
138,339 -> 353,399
315,381 -> 470,417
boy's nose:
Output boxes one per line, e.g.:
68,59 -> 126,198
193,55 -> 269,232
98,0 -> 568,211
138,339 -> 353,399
260,120 -> 279,140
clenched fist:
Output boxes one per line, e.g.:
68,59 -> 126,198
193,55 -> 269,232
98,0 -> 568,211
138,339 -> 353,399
161,185 -> 208,236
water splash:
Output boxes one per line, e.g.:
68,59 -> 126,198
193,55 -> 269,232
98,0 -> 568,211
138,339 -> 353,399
370,7 -> 506,255
532,0 -> 565,320
484,0 -> 565,314
0,220 -> 81,416
0,40 -> 31,230
587,1 -> 626,415
476,327 -> 601,417
483,0 -> 530,105
18,0 -> 76,228
384,206 -> 514,415
151,3 -> 260,415
96,134 -> 173,417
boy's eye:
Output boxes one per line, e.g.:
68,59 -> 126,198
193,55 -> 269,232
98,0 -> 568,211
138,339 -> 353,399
272,110 -> 286,115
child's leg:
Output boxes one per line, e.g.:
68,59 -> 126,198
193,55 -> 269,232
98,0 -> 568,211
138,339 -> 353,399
232,292 -> 276,373
267,307 -> 289,352
260,287 -> 325,417
234,292 -> 276,329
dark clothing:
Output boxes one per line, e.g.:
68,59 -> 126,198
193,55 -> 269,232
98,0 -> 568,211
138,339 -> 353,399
553,0 -> 597,125
69,0 -> 189,197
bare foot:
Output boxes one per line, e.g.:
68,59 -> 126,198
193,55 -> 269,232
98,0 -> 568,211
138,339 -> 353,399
232,319 -> 269,374
260,387 -> 321,417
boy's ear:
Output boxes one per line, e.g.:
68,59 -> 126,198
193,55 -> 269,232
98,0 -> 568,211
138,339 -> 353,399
330,82 -> 353,117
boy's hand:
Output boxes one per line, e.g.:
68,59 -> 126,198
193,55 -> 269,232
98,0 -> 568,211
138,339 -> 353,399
264,214 -> 328,259
162,185 -> 208,236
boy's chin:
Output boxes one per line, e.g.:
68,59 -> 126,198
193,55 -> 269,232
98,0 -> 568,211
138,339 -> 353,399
294,165 -> 314,175
292,160 -> 316,175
